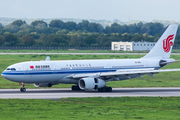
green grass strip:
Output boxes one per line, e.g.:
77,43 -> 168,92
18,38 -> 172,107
0,97 -> 180,120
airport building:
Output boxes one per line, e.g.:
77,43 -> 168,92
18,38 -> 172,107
111,41 -> 156,51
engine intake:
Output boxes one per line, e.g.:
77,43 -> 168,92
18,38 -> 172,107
78,78 -> 106,91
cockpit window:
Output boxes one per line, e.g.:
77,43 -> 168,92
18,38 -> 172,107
6,68 -> 11,70
6,68 -> 16,71
11,68 -> 16,71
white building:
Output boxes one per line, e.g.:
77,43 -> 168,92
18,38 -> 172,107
111,41 -> 156,51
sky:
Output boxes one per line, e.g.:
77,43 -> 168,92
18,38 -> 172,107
0,0 -> 180,22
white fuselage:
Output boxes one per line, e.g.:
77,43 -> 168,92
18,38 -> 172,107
1,58 -> 163,84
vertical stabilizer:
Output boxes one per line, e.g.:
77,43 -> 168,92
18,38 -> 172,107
142,24 -> 178,59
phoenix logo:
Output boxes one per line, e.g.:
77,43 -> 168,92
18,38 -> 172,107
30,66 -> 34,69
163,34 -> 174,53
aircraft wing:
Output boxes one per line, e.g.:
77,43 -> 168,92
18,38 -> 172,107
99,68 -> 180,77
71,68 -> 180,79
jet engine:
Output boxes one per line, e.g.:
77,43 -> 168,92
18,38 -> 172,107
159,60 -> 167,67
78,78 -> 106,91
34,83 -> 56,87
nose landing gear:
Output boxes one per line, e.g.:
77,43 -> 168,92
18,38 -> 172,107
19,82 -> 26,92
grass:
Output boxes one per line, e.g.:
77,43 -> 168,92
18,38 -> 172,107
0,54 -> 180,89
0,97 -> 180,120
0,49 -> 180,53
0,54 -> 180,120
0,49 -> 147,53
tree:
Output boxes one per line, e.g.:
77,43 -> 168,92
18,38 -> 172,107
0,23 -> 3,29
39,34 -> 52,46
22,35 -> 35,46
0,35 -> 4,45
111,23 -> 121,33
31,20 -> 47,27
104,26 -> 112,33
4,20 -> 28,33
31,20 -> 49,34
65,21 -> 77,31
4,33 -> 18,46
11,20 -> 26,26
49,20 -> 64,29
51,35 -> 68,46
95,23 -> 104,33
77,20 -> 89,31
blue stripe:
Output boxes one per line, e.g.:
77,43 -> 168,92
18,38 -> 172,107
1,67 -> 158,75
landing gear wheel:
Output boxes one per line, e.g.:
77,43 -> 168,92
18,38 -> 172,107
71,86 -> 76,91
48,83 -> 52,87
19,82 -> 26,92
71,85 -> 81,91
98,86 -> 112,92
107,87 -> 112,92
20,88 -> 26,92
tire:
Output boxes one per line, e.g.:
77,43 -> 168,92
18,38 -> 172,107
48,83 -> 52,87
75,86 -> 81,90
20,88 -> 23,92
20,88 -> 26,92
107,87 -> 112,92
22,88 -> 26,92
98,88 -> 102,92
101,87 -> 106,92
71,86 -> 75,90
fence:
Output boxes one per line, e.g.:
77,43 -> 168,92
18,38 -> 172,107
0,46 -> 111,50
0,46 -> 180,50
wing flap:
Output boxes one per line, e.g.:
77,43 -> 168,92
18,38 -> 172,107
72,73 -> 101,78
100,69 -> 180,77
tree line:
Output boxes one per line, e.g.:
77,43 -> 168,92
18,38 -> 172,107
0,20 -> 180,47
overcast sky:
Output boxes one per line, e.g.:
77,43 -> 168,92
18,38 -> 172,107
0,0 -> 179,22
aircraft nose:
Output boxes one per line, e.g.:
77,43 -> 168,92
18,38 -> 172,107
1,71 -> 7,79
1,71 -> 11,80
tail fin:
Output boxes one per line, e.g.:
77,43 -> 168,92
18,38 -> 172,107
142,24 -> 178,59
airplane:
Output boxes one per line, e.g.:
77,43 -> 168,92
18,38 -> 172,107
1,24 -> 180,92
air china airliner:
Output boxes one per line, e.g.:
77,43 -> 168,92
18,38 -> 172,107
1,24 -> 180,92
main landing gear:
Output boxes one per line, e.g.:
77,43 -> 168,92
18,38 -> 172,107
98,86 -> 112,92
19,82 -> 26,92
71,85 -> 112,92
71,85 -> 81,91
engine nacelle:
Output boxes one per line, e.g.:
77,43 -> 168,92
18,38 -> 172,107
34,83 -> 55,87
78,78 -> 106,91
159,60 -> 167,67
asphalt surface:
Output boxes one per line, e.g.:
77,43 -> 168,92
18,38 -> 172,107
1,88 -> 180,99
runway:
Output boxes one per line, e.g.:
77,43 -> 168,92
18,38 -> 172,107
1,88 -> 180,99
